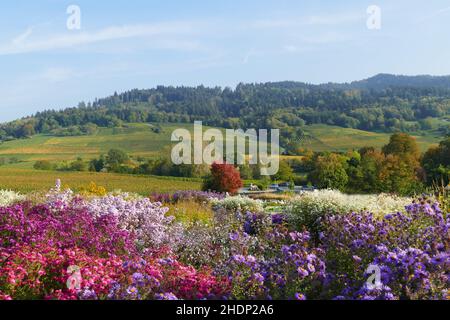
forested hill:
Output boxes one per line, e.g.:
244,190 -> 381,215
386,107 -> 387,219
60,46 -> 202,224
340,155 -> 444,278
333,73 -> 450,90
1,74 -> 450,143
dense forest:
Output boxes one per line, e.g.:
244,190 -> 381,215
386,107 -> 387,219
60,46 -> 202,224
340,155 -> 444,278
1,74 -> 450,151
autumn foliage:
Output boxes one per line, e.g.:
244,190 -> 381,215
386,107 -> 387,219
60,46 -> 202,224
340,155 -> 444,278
203,162 -> 243,194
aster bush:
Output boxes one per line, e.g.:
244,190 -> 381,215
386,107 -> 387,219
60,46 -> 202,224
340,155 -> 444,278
211,195 -> 264,213
320,199 -> 449,300
108,255 -> 230,300
83,195 -> 181,250
285,190 -> 412,235
0,242 -> 124,300
0,190 -> 26,207
0,202 -> 135,256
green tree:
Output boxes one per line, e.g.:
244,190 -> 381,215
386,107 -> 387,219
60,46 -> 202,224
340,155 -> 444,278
422,137 -> 450,185
382,133 -> 420,161
70,158 -> 88,172
34,160 -> 55,171
273,161 -> 294,182
106,149 -> 129,171
309,153 -> 348,191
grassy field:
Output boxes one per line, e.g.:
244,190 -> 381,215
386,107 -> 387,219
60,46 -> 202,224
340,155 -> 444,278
0,167 -> 201,195
0,122 -> 443,193
0,123 -> 184,165
0,123 -> 441,165
301,124 -> 440,152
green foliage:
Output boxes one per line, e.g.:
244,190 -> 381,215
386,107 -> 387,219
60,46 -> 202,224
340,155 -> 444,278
305,133 -> 426,195
309,153 -> 349,191
106,149 -> 129,167
422,137 -> 450,185
272,161 -> 294,182
382,133 -> 421,160
256,177 -> 271,191
33,160 -> 56,171
69,158 -> 88,172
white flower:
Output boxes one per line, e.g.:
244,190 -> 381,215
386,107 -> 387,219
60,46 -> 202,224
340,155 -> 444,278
211,195 -> 264,213
0,190 -> 26,207
285,190 -> 411,228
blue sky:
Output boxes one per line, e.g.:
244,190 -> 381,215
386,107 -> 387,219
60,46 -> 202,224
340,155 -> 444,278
1,0 -> 450,121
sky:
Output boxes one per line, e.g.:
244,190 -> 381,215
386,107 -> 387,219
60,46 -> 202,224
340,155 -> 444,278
1,0 -> 450,122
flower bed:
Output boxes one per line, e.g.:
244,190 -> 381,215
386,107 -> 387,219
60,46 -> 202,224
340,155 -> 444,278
0,184 -> 448,300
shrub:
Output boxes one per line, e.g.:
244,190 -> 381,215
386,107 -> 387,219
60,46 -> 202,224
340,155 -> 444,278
80,182 -> 107,197
203,162 -> 243,194
211,196 -> 264,213
284,190 -> 412,234
0,202 -> 136,256
150,190 -> 225,204
84,195 -> 181,249
320,200 -> 449,300
33,160 -> 55,171
0,190 -> 26,207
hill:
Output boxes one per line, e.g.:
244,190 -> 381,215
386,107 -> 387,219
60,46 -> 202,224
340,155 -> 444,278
1,74 -> 449,149
349,74 -> 450,90
0,122 -> 441,168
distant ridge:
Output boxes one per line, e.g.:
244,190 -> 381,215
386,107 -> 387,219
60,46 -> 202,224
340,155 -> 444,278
239,74 -> 450,91
348,73 -> 450,90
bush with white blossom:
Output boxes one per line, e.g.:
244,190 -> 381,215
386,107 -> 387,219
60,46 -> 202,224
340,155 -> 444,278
0,190 -> 26,207
211,195 -> 264,213
285,190 -> 412,233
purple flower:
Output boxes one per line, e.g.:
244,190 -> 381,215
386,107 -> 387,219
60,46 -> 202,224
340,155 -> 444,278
229,232 -> 239,241
132,272 -> 144,283
297,267 -> 309,278
254,273 -> 264,283
155,292 -> 178,300
295,293 -> 306,300
126,286 -> 138,297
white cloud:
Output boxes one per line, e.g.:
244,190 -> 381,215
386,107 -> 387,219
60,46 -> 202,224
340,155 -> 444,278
250,12 -> 364,29
283,45 -> 308,53
12,27 -> 34,45
417,6 -> 450,23
0,22 -> 200,55
39,67 -> 75,82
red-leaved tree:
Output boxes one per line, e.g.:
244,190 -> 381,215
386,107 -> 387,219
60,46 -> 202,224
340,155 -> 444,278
203,162 -> 243,194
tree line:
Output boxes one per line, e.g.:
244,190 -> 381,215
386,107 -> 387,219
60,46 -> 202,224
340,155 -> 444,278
299,133 -> 450,195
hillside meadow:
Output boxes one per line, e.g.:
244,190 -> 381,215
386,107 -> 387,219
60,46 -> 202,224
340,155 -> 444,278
0,123 -> 440,165
301,124 -> 440,152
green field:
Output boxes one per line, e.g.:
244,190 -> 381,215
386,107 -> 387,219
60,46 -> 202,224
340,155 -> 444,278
0,123 -> 441,164
301,124 -> 441,152
0,122 -> 443,193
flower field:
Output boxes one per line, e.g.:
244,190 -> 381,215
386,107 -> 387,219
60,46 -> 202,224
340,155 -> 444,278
0,182 -> 448,300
